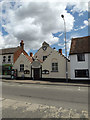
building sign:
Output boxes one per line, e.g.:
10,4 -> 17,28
24,70 -> 30,74
42,70 -> 49,74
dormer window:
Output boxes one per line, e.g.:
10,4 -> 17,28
8,56 -> 11,62
3,56 -> 6,62
42,46 -> 47,51
43,56 -> 47,61
77,54 -> 85,61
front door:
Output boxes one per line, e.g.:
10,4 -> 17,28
34,68 -> 40,80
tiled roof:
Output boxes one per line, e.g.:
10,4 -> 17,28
42,41 -> 49,47
37,58 -> 43,63
22,51 -> 33,63
69,36 -> 90,55
0,46 -> 20,55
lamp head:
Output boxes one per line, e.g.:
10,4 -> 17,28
61,14 -> 64,18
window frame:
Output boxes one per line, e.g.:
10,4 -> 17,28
20,64 -> 24,72
75,69 -> 89,78
77,54 -> 85,62
8,56 -> 11,62
43,56 -> 47,61
3,56 -> 6,62
51,62 -> 58,72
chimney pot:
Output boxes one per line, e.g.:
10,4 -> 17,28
59,49 -> 62,55
20,40 -> 24,49
30,52 -> 33,57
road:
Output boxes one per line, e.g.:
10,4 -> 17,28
2,82 -> 88,112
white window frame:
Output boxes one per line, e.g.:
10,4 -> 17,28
3,56 -> 6,62
8,56 -> 11,62
20,64 -> 24,72
52,62 -> 58,72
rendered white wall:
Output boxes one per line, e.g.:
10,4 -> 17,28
70,54 -> 89,79
42,50 -> 70,79
13,53 -> 31,78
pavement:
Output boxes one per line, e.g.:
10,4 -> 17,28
2,98 -> 88,118
2,79 -> 90,87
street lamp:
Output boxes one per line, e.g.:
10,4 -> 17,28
61,14 -> 68,82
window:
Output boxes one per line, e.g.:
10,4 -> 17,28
8,56 -> 11,62
77,54 -> 85,61
42,46 -> 47,51
52,63 -> 58,72
75,69 -> 89,78
3,56 -> 6,62
2,66 -> 12,75
20,64 -> 24,72
43,56 -> 47,61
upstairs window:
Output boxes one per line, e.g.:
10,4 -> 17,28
20,64 -> 24,72
3,56 -> 6,62
43,56 -> 47,61
77,54 -> 85,61
52,63 -> 58,72
8,56 -> 11,62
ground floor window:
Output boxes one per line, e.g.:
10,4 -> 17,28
75,69 -> 89,78
52,63 -> 58,72
2,65 -> 12,75
20,64 -> 24,72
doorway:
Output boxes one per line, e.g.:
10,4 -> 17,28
33,68 -> 40,80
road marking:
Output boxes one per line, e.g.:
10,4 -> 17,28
78,87 -> 81,91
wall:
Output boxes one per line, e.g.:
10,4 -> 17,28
70,54 -> 89,79
0,55 -> 2,76
34,46 -> 54,61
88,53 -> 90,78
42,50 -> 70,79
1,54 -> 14,65
13,53 -> 31,78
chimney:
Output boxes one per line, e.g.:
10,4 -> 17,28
30,52 -> 33,57
20,40 -> 24,49
59,49 -> 62,55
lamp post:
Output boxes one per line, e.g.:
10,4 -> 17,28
61,14 -> 68,82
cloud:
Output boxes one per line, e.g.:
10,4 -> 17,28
78,12 -> 84,16
58,43 -> 64,47
0,32 -> 6,49
1,1 -> 75,51
0,0 -> 89,52
74,20 -> 88,31
84,20 -> 88,26
89,18 -> 90,26
58,33 -> 63,37
70,0 -> 89,13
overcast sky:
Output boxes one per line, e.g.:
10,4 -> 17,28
0,0 -> 89,56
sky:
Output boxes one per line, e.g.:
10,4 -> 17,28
0,0 -> 89,56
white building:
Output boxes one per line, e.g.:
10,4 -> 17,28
13,52 -> 33,78
32,41 -> 70,80
69,36 -> 90,80
7,41 -> 70,80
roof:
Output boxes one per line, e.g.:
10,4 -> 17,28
0,46 -> 20,55
23,52 -> 33,63
42,41 -> 49,47
69,36 -> 90,55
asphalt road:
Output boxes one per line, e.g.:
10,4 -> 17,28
2,82 -> 88,112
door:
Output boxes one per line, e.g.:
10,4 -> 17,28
34,68 -> 40,80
